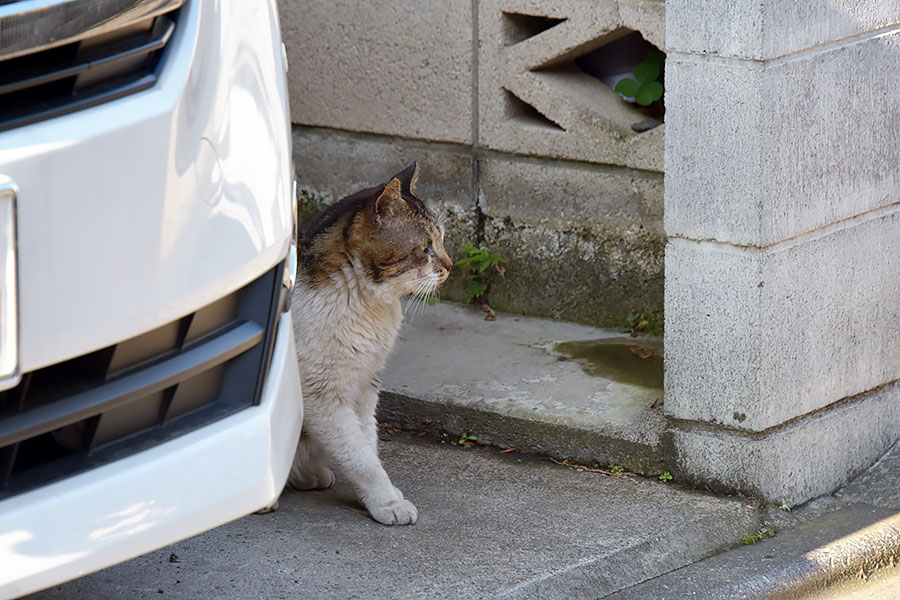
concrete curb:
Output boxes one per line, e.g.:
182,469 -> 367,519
380,302 -> 667,475
603,503 -> 900,600
378,390 -> 666,474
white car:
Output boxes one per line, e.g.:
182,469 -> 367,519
0,0 -> 302,597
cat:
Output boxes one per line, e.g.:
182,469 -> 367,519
287,162 -> 452,525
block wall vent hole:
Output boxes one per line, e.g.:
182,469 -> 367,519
502,12 -> 566,46
574,30 -> 665,123
503,89 -> 566,132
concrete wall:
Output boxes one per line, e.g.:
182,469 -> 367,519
664,1 -> 900,504
280,0 -> 666,330
281,0 -> 900,505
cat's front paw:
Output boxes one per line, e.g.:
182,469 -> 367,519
287,465 -> 335,490
366,498 -> 418,526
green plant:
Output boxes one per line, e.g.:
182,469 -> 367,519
658,471 -> 673,482
609,464 -> 624,474
614,50 -> 664,107
455,242 -> 507,304
620,312 -> 650,336
741,529 -> 775,545
454,433 -> 478,447
765,499 -> 792,512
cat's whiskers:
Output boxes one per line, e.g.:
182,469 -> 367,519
411,279 -> 432,322
404,272 -> 439,323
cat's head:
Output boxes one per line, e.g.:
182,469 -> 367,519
344,163 -> 452,300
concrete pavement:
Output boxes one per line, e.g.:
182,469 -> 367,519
25,432 -> 760,599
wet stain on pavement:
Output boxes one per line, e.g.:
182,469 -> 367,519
553,339 -> 663,390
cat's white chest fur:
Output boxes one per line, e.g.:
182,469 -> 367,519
292,279 -> 402,396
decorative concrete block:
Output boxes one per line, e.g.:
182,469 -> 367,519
478,0 -> 665,171
665,207 -> 900,432
291,127 -> 477,299
667,0 -> 900,60
669,381 -> 900,504
666,28 -> 900,246
479,157 -> 664,328
279,0 -> 473,143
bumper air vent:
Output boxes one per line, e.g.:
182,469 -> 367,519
0,265 -> 283,500
0,0 -> 183,132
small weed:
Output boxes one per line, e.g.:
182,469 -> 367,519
455,242 -> 507,312
658,471 -> 673,482
765,499 -> 792,512
464,280 -> 487,303
609,464 -> 624,474
620,312 -> 651,337
454,433 -> 478,447
741,529 -> 775,545
614,50 -> 665,107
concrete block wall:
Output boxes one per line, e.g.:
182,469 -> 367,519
665,1 -> 900,504
478,0 -> 665,171
280,0 -> 667,330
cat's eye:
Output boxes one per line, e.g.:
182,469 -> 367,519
423,243 -> 434,255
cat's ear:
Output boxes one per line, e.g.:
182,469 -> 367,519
394,162 -> 419,196
375,177 -> 406,222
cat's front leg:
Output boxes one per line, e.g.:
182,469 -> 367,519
306,402 -> 417,526
355,378 -> 381,455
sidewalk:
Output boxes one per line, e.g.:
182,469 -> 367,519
24,303 -> 900,599
25,432 -> 761,599
25,432 -> 900,599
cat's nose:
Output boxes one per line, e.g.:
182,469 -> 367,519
438,253 -> 453,273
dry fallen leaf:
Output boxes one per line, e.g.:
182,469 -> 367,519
494,263 -> 506,279
629,345 -> 654,360
481,303 -> 496,321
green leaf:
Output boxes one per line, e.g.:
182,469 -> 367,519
464,280 -> 487,303
476,254 -> 506,273
614,77 -> 640,98
632,60 -> 660,84
635,81 -> 663,106
645,49 -> 665,66
459,241 -> 479,255
455,255 -> 486,266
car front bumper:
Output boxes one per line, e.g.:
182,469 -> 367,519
0,311 -> 301,599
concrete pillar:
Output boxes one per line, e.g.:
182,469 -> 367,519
664,1 -> 900,504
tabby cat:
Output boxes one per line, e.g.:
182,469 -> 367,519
288,163 -> 451,525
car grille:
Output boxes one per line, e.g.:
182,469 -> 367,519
0,266 -> 284,499
0,0 -> 183,132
